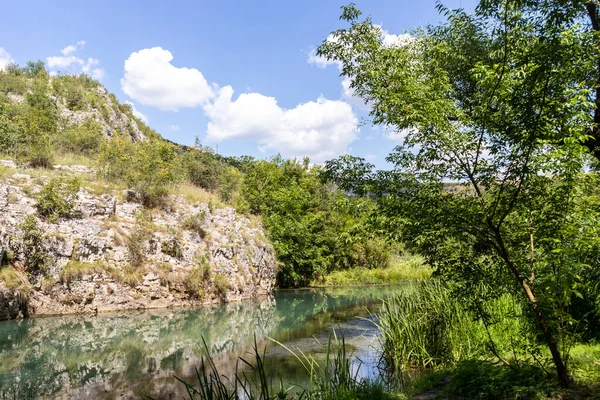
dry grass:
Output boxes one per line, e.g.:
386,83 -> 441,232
60,260 -> 119,283
173,182 -> 224,208
0,267 -> 31,293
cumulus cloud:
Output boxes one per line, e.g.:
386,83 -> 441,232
46,41 -> 105,80
0,48 -> 14,70
61,40 -> 86,56
124,101 -> 148,124
121,47 -> 214,111
204,86 -> 359,162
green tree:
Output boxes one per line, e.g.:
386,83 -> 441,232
318,3 -> 600,387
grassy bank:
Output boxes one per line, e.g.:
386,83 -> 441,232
378,280 -> 600,398
311,255 -> 431,287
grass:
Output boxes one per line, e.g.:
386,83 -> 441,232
377,280 -> 531,372
167,335 -> 398,400
312,255 -> 431,287
0,266 -> 31,293
400,346 -> 600,399
59,260 -> 117,283
174,182 -> 224,208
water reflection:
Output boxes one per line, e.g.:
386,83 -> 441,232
0,285 -> 404,399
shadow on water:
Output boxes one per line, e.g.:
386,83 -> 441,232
0,285 -> 407,399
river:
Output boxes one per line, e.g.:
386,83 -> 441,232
0,285 -> 405,399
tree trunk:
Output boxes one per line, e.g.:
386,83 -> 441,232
494,231 -> 572,388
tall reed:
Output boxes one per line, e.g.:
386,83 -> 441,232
169,335 -> 394,400
377,280 -> 527,372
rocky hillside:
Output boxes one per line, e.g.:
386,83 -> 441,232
0,161 -> 276,320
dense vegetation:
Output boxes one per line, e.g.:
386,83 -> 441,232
0,62 -> 415,289
315,0 -> 600,394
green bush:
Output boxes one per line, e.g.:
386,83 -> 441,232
185,259 -> 211,299
161,235 -> 184,259
55,119 -> 104,156
213,273 -> 232,298
19,215 -> 50,275
98,137 -> 182,209
181,139 -> 226,191
35,177 -> 81,222
182,212 -> 207,238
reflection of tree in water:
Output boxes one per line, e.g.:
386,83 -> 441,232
0,285 -> 405,399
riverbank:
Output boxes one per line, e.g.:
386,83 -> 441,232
310,254 -> 431,287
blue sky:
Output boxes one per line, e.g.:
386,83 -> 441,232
0,0 -> 477,166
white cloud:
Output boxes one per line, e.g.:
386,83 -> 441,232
168,124 -> 180,131
204,86 -> 359,162
124,101 -> 148,124
46,55 -> 83,69
81,57 -> 104,80
61,40 -> 86,56
0,48 -> 14,70
121,47 -> 214,111
381,32 -> 413,47
46,41 -> 105,80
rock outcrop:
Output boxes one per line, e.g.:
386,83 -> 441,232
0,165 -> 276,320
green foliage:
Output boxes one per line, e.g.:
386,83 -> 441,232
314,255 -> 430,286
19,215 -> 49,275
378,281 -> 533,371
52,75 -> 89,111
242,157 -> 390,287
99,136 -> 182,208
126,211 -> 154,267
56,119 -> 104,157
181,138 -> 226,192
182,212 -> 208,238
213,273 -> 232,298
319,2 -> 600,386
35,177 -> 81,222
161,235 -> 184,259
219,165 -> 243,203
185,260 -> 211,299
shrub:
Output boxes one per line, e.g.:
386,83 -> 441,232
182,212 -> 207,238
219,165 -> 243,203
126,210 -> 154,267
19,215 -> 50,274
185,262 -> 211,299
55,119 -> 104,156
98,137 -> 182,209
161,235 -> 184,259
213,273 -> 232,298
181,139 -> 225,191
35,177 -> 81,222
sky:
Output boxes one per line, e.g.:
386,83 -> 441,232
0,0 -> 477,167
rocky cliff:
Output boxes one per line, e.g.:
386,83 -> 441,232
0,161 -> 276,320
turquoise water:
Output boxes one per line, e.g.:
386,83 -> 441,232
0,285 -> 405,399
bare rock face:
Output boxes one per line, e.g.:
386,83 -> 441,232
0,173 -> 276,320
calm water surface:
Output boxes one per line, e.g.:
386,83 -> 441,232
0,285 -> 405,399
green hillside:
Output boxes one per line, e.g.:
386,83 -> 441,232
0,62 -> 426,288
